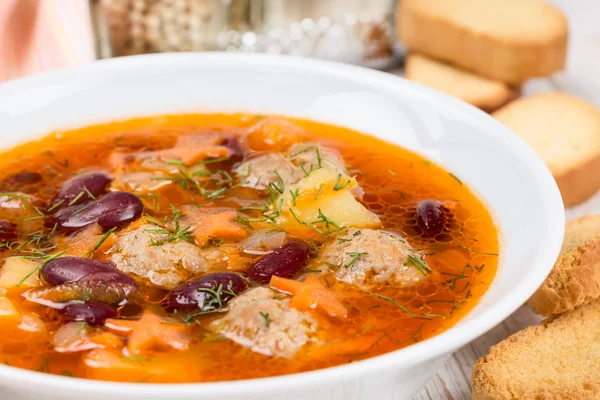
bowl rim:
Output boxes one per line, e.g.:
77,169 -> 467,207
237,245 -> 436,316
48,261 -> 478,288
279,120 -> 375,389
0,52 -> 565,397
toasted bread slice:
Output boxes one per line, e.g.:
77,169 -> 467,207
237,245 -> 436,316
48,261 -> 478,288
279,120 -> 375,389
472,299 -> 600,399
528,214 -> 600,316
397,0 -> 568,84
493,93 -> 600,207
404,54 -> 519,113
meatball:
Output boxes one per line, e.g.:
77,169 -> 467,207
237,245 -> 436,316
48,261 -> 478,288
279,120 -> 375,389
210,287 -> 318,358
233,153 -> 302,191
110,224 -> 209,289
320,228 -> 427,289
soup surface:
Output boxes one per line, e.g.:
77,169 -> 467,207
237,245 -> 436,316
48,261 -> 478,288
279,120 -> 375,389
0,114 -> 498,382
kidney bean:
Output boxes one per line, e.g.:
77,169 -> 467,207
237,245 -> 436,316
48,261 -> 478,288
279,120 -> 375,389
416,200 -> 446,237
248,240 -> 310,283
0,220 -> 17,243
61,302 -> 117,326
42,256 -> 137,288
53,191 -> 143,232
53,172 -> 112,207
163,272 -> 247,312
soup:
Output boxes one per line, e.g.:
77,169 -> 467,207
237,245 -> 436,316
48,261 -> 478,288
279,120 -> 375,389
0,114 -> 498,382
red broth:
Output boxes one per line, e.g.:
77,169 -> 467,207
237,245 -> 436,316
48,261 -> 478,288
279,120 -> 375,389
0,114 -> 498,382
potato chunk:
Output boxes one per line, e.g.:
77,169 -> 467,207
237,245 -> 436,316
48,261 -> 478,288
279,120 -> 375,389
273,167 -> 380,237
0,257 -> 41,290
0,297 -> 21,323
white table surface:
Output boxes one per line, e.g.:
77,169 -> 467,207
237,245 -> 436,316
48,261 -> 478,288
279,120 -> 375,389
409,1 -> 600,397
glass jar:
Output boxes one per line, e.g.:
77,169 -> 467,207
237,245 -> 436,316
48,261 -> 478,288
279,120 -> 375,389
90,0 -> 399,69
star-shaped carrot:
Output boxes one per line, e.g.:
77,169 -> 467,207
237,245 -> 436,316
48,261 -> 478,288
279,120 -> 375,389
105,311 -> 190,355
176,207 -> 248,246
270,275 -> 348,319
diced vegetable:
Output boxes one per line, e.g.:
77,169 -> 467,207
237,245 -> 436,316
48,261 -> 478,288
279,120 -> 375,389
0,257 -> 41,290
272,167 -> 381,236
238,230 -> 287,255
178,207 -> 248,246
247,118 -> 305,152
0,297 -> 21,323
82,349 -> 191,383
52,322 -> 123,353
18,313 -> 47,335
156,134 -> 234,165
270,276 -> 348,319
105,311 -> 191,355
64,223 -> 117,257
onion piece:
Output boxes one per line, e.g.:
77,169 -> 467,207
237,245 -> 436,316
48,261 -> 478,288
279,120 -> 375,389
238,230 -> 286,255
52,322 -> 100,353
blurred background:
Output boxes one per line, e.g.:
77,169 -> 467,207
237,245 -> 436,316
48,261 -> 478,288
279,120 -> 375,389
0,0 -> 598,105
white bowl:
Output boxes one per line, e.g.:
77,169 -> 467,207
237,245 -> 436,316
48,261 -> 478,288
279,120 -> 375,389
0,53 -> 564,400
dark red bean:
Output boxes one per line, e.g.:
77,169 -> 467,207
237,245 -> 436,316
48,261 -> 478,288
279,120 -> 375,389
13,172 -> 42,185
53,172 -> 112,207
61,302 -> 117,326
42,256 -> 137,288
53,191 -> 143,232
416,200 -> 446,237
0,220 -> 17,243
248,240 -> 310,283
163,272 -> 247,312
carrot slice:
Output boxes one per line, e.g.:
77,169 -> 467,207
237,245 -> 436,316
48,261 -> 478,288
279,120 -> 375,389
270,276 -> 348,319
64,223 -> 117,257
82,348 -> 192,383
178,207 -> 248,246
105,311 -> 190,355
157,135 -> 230,165
247,118 -> 305,152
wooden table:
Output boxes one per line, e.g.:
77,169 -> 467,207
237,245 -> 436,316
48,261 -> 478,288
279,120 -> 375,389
1,1 -> 599,399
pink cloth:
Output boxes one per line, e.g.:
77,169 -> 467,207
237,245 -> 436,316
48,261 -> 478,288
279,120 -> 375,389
0,0 -> 94,82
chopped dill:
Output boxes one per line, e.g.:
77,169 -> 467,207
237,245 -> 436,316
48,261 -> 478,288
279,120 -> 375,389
288,146 -> 315,159
458,244 -> 499,256
314,183 -> 323,200
333,174 -> 352,191
68,190 -> 86,206
345,252 -> 368,268
315,148 -> 322,168
82,227 -> 118,258
449,172 -> 462,185
46,199 -> 64,212
404,254 -> 432,275
259,312 -> 270,327
289,188 -> 300,206
71,204 -> 89,216
365,292 -> 415,318
323,261 -> 340,270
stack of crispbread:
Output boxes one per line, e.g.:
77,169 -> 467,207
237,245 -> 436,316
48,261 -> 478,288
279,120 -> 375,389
398,0 -> 600,207
399,0 -> 568,113
472,214 -> 600,399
